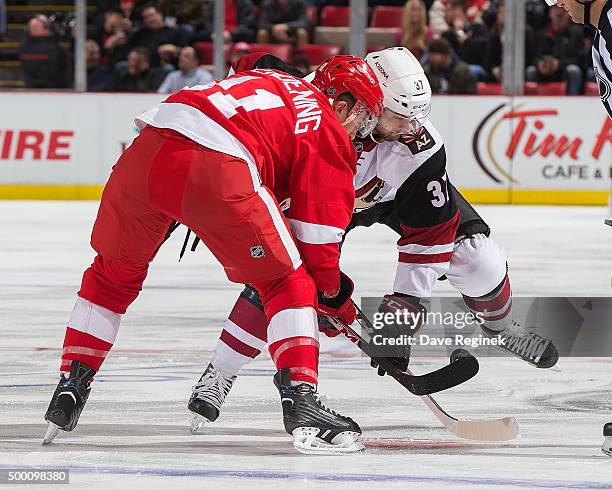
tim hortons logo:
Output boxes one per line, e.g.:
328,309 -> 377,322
472,103 -> 612,183
0,129 -> 74,160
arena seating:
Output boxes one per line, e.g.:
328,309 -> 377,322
524,81 -> 567,95
584,81 -> 600,96
370,6 -> 404,28
476,82 -> 504,95
249,43 -> 292,63
320,6 -> 351,27
300,43 -> 342,67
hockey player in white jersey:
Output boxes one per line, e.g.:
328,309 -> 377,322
187,48 -> 559,432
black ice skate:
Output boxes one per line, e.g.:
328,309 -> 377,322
274,368 -> 364,455
602,423 -> 612,456
43,360 -> 96,445
480,322 -> 559,368
188,363 -> 236,434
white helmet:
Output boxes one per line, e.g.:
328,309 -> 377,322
365,47 -> 431,134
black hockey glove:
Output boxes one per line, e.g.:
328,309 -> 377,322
370,293 -> 426,377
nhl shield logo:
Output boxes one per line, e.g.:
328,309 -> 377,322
250,245 -> 265,259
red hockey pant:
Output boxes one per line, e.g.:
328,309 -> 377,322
79,126 -> 317,318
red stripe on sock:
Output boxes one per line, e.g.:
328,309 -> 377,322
399,251 -> 453,264
61,326 -> 112,372
464,275 -> 511,313
220,330 -> 261,358
269,336 -> 319,384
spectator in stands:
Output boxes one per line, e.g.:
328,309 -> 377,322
129,3 -> 187,67
257,0 -> 309,47
0,0 -> 6,41
423,38 -> 477,93
401,0 -> 433,61
464,0 -> 490,22
429,0 -> 449,36
525,0 -> 548,30
483,3 -> 536,83
158,46 -> 212,93
86,39 -> 113,92
526,6 -> 586,95
96,1 -> 150,24
441,0 -> 490,80
177,1 -> 207,39
158,0 -> 206,39
369,0 -> 434,8
19,15 -> 68,89
96,10 -> 132,68
112,46 -> 166,91
194,0 -> 257,43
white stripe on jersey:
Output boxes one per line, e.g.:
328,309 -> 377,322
287,218 -> 344,244
135,102 -> 259,175
398,243 -> 455,255
258,187 -> 303,271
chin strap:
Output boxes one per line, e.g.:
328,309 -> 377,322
369,132 -> 384,144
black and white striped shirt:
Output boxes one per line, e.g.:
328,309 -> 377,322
593,0 -> 612,118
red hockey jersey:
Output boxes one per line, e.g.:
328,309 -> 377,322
135,69 -> 356,292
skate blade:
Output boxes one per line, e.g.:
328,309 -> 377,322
42,423 -> 61,446
292,427 -> 365,455
189,414 -> 210,434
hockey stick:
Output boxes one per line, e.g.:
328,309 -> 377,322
413,384 -> 519,441
331,302 -> 519,441
326,301 -> 479,396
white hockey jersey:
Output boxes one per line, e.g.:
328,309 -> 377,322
351,120 -> 460,297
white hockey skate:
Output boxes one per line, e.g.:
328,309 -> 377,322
188,363 -> 235,434
480,321 -> 559,368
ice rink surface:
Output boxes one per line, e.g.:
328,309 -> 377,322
1,201 -> 612,489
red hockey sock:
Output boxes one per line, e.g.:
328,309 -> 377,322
60,297 -> 121,372
212,290 -> 268,377
269,336 -> 319,385
267,307 -> 319,385
463,274 -> 512,331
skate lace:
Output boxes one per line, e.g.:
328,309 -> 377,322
313,392 -> 348,420
192,367 -> 234,409
500,322 -> 550,362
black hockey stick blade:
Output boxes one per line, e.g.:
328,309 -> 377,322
347,300 -> 479,396
368,348 -> 479,396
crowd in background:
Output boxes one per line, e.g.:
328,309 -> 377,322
14,0 -> 594,94
0,0 -> 7,41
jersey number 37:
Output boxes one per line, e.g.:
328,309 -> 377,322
427,174 -> 449,208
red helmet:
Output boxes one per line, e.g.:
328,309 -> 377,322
312,55 -> 384,117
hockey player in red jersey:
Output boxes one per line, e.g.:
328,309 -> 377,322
186,48 -> 559,434
43,56 -> 384,454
